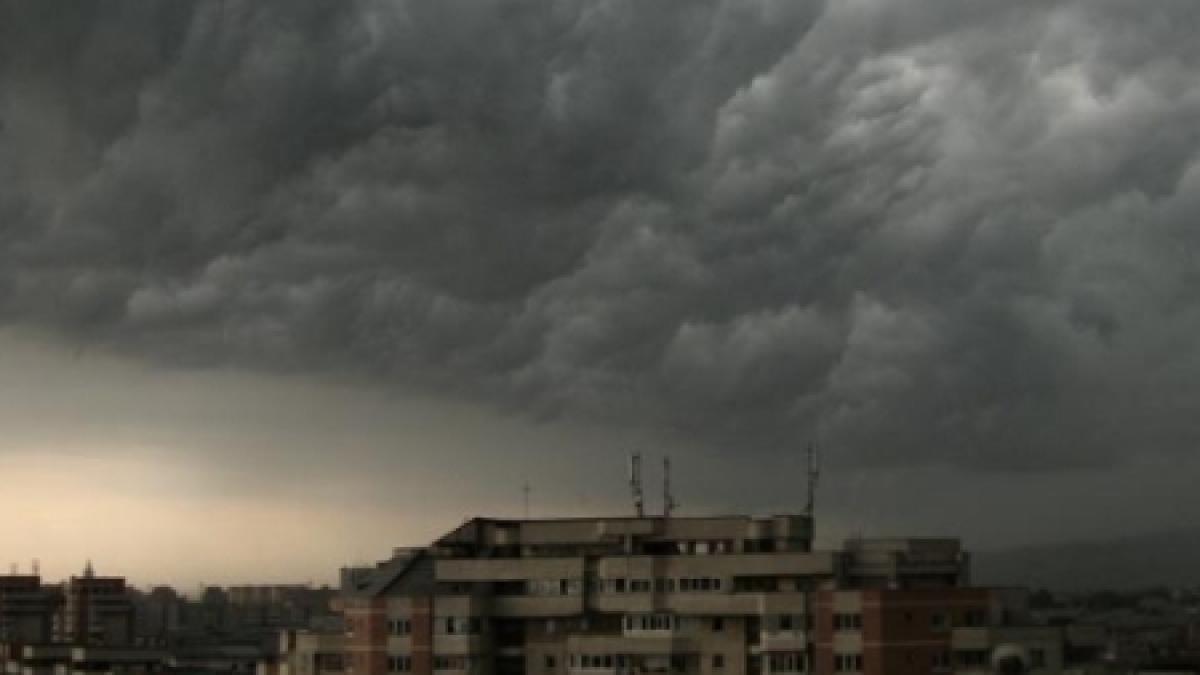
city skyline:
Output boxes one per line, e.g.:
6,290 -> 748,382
4,1 -> 1200,588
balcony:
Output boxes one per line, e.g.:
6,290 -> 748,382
760,630 -> 807,652
492,595 -> 584,618
434,634 -> 488,656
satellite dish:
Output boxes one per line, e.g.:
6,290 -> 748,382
991,644 -> 1030,675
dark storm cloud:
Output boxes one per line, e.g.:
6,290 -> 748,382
3,0 -> 1200,471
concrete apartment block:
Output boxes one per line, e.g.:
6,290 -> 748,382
315,514 -> 1105,675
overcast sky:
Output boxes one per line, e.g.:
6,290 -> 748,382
3,0 -> 1200,587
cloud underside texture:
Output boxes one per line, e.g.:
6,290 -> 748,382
2,0 -> 1200,472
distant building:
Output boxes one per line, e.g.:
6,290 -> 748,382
58,563 -> 135,647
0,575 -> 59,653
0,564 -> 154,675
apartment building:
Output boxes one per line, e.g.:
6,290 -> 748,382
0,566 -> 158,675
58,563 -> 135,647
0,575 -> 59,658
325,514 -> 1102,675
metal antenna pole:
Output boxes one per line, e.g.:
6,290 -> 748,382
663,456 -> 676,519
629,453 -> 644,518
805,443 -> 820,518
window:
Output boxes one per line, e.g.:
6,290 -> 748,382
712,618 -> 724,632
930,612 -> 949,632
733,576 -> 778,593
626,614 -> 678,631
962,610 -> 987,628
545,656 -> 556,670
434,657 -> 470,671
441,617 -> 480,635
573,654 -> 618,670
712,655 -> 725,670
1030,649 -> 1045,668
833,654 -> 861,673
743,539 -> 776,553
769,653 -> 805,672
832,614 -> 862,631
932,650 -> 951,670
388,657 -> 412,673
680,577 -> 721,592
955,651 -> 989,668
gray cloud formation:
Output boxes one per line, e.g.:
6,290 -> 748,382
3,0 -> 1200,472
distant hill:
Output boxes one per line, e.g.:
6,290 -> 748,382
972,529 -> 1200,591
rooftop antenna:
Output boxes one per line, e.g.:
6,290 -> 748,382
32,559 -> 39,576
522,481 -> 531,519
663,456 -> 677,519
629,453 -> 644,518
805,443 -> 820,519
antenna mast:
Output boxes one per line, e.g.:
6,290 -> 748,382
629,453 -> 644,518
522,481 -> 531,519
663,456 -> 676,519
805,443 -> 820,519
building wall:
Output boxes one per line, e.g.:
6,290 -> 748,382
345,598 -> 388,675
867,588 -> 988,675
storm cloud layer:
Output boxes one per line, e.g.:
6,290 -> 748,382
3,0 -> 1200,473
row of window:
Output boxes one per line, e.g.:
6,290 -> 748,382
450,538 -> 805,558
833,653 -> 863,673
767,615 -> 808,632
767,653 -> 806,673
623,614 -> 680,631
591,577 -> 725,594
832,609 -> 987,632
927,610 -> 988,630
441,617 -> 482,635
832,613 -> 862,631
950,649 -> 1043,668
434,656 -> 477,671
390,652 -> 809,674
562,653 -> 804,673
389,648 -> 1033,675
567,655 -> 690,671
387,613 -> 808,637
442,576 -> 811,597
388,616 -> 482,635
